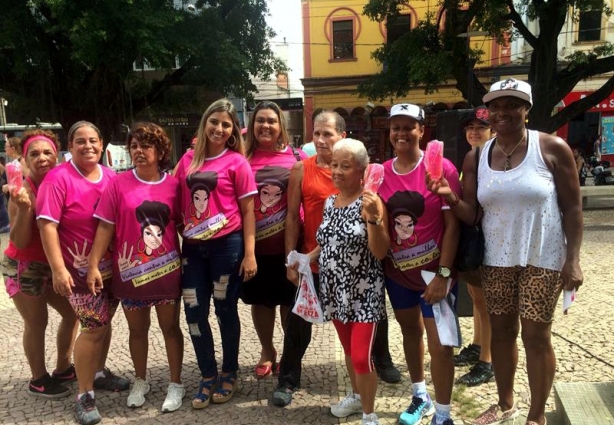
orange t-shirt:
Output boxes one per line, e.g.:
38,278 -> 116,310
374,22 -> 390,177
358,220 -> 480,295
301,156 -> 338,273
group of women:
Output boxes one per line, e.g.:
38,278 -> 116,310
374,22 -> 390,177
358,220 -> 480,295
2,78 -> 583,425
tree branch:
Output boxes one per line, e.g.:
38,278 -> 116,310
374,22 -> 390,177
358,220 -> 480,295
506,0 -> 538,47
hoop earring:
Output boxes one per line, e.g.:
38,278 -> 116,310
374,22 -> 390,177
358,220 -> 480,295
227,135 -> 237,148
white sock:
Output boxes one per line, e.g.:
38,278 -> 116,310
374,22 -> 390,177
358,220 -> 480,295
353,392 -> 361,400
77,390 -> 95,400
94,370 -> 105,380
412,381 -> 427,398
434,401 -> 451,423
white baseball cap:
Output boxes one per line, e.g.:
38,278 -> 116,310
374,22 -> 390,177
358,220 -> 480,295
483,78 -> 533,107
389,103 -> 425,123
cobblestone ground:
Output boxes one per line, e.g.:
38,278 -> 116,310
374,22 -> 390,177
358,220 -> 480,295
0,207 -> 613,425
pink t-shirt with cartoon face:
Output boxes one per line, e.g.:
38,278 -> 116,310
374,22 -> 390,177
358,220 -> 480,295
175,148 -> 257,241
36,161 -> 115,294
94,170 -> 181,300
378,154 -> 461,291
250,147 -> 307,256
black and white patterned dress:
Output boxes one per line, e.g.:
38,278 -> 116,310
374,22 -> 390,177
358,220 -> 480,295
316,195 -> 386,324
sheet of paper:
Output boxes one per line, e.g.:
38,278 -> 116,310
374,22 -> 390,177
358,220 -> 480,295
563,289 -> 576,314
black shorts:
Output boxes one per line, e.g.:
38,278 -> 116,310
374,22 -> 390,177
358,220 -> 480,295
240,254 -> 297,307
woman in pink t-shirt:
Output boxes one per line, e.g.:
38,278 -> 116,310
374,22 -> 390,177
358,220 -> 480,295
87,122 -> 184,413
2,130 -> 78,399
175,99 -> 257,409
378,104 -> 460,425
242,101 -> 308,380
37,121 -> 128,425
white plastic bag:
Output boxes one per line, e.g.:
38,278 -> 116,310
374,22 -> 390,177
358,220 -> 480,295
288,250 -> 325,324
421,270 -> 462,347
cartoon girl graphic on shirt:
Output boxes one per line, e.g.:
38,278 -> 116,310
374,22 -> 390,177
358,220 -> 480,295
116,201 -> 171,272
387,191 -> 425,249
255,166 -> 290,217
185,171 -> 218,231
254,166 -> 290,241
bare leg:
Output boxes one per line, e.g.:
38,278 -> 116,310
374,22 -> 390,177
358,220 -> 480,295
468,285 -> 492,362
393,306 -> 424,383
74,325 -> 109,393
13,294 -> 49,380
355,368 -> 378,415
251,304 -> 277,366
155,303 -> 184,383
123,307 -> 151,380
489,313 -> 520,411
423,318 -> 454,404
522,318 -> 554,425
46,291 -> 78,373
467,285 -> 482,346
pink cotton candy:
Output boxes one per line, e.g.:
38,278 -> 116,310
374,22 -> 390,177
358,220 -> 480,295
425,140 -> 444,181
6,160 -> 22,196
364,163 -> 384,192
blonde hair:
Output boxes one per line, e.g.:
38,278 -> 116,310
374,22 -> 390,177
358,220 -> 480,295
188,99 -> 244,174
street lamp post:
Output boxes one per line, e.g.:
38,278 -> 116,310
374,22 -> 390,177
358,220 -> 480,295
0,98 -> 7,126
457,31 -> 488,107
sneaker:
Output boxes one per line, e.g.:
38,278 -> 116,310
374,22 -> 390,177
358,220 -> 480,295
27,373 -> 71,399
161,382 -> 185,413
94,368 -> 130,392
331,392 -> 363,418
375,362 -> 401,383
126,378 -> 150,407
455,361 -> 494,387
399,394 -> 435,425
272,385 -> 294,407
473,403 -> 520,425
363,412 -> 380,425
0,226 -> 10,234
454,344 -> 481,366
52,364 -> 77,384
75,393 -> 101,425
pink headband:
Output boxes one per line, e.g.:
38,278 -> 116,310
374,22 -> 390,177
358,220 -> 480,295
22,136 -> 58,156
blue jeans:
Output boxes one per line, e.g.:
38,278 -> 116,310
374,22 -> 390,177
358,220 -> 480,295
181,231 -> 243,377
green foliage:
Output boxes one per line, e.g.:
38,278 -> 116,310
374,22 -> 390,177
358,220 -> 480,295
0,0 -> 285,135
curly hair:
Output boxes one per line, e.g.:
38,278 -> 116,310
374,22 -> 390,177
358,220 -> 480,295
127,122 -> 173,171
19,130 -> 60,156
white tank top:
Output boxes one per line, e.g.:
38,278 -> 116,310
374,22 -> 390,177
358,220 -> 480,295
477,130 -> 566,271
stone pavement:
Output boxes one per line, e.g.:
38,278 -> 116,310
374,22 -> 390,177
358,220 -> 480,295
0,208 -> 613,425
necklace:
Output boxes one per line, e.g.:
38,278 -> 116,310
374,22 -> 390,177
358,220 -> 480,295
495,131 -> 526,171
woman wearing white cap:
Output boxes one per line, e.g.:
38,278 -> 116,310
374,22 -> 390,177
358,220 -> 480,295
429,78 -> 583,425
379,103 -> 461,425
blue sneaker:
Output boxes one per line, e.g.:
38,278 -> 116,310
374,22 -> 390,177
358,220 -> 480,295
399,394 -> 435,425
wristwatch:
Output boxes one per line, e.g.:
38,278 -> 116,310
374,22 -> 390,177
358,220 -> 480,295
436,266 -> 452,278
367,217 -> 383,225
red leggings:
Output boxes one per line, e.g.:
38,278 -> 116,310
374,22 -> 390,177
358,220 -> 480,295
332,320 -> 377,375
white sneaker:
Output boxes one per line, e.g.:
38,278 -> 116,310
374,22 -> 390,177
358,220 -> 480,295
363,413 -> 380,425
161,382 -> 185,413
126,378 -> 150,408
331,392 -> 363,418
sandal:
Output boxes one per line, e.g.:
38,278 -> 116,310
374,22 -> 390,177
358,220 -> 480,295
254,351 -> 277,379
212,372 -> 238,404
191,376 -> 217,409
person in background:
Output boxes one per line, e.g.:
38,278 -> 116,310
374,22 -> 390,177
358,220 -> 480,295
380,103 -> 460,425
37,121 -> 129,425
0,151 -> 8,233
272,111 -> 399,408
300,140 -> 316,157
310,138 -> 389,425
2,130 -> 78,399
243,101 -> 308,379
2,136 -> 28,231
86,122 -> 185,412
453,107 -> 495,387
429,79 -> 583,425
175,99 -> 257,409
572,147 -> 587,187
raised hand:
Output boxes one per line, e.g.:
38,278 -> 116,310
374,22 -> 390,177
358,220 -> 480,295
118,241 -> 139,272
66,240 -> 90,269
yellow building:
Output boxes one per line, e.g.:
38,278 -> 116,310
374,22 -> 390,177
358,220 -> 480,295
301,0 -> 510,161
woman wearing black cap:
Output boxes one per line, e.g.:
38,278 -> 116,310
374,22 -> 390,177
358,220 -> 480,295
429,78 -> 583,425
453,107 -> 495,388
